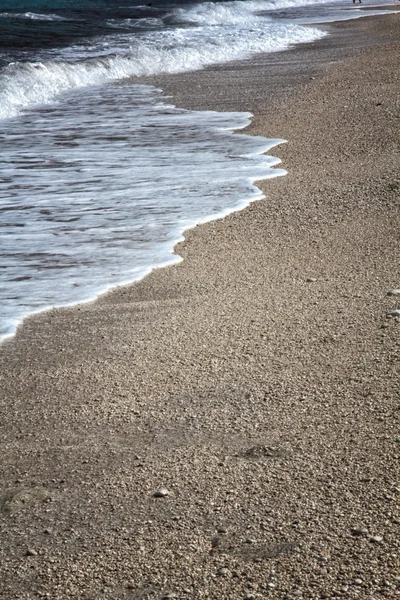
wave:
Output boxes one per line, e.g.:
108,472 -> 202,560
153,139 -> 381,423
164,1 -> 267,26
0,19 -> 326,119
0,12 -> 67,21
166,0 -> 337,26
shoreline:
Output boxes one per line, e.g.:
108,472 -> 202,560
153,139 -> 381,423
0,9 -> 397,346
1,12 -> 399,600
0,124 -> 285,346
136,11 -> 399,114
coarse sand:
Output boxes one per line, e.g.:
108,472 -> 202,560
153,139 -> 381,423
0,12 -> 399,600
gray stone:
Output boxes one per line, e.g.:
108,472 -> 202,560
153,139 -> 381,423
386,309 -> 400,318
26,548 -> 37,556
351,526 -> 368,536
217,567 -> 230,577
369,535 -> 383,543
306,277 -> 317,283
153,487 -> 169,498
387,289 -> 400,296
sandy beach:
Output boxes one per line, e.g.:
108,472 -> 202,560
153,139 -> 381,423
1,11 -> 399,600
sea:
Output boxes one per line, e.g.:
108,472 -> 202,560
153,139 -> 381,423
0,0 -> 388,341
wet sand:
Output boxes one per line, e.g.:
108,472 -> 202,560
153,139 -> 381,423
1,13 -> 399,600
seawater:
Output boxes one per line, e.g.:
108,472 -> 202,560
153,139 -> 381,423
0,83 -> 286,339
0,0 -> 386,341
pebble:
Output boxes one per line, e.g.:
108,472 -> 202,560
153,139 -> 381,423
387,289 -> 400,296
318,554 -> 330,562
217,568 -> 230,577
353,579 -> 363,586
162,594 -> 177,599
26,548 -> 38,556
306,277 -> 317,283
386,309 -> 400,318
153,487 -> 169,498
351,526 -> 368,536
217,527 -> 227,534
244,595 -> 255,599
369,535 -> 383,543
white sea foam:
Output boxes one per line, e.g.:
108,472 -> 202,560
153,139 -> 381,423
0,0 -> 327,120
0,84 -> 286,341
164,1 -> 267,25
167,0 -> 335,26
0,12 -> 67,21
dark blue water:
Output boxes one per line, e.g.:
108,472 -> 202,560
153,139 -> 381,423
0,0 -> 180,65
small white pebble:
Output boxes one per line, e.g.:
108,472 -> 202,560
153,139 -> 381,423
153,487 -> 169,498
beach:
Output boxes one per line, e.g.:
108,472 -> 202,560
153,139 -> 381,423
1,11 -> 399,600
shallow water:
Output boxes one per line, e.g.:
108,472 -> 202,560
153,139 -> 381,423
0,82 -> 286,339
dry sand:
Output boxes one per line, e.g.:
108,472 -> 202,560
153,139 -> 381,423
0,12 -> 399,600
